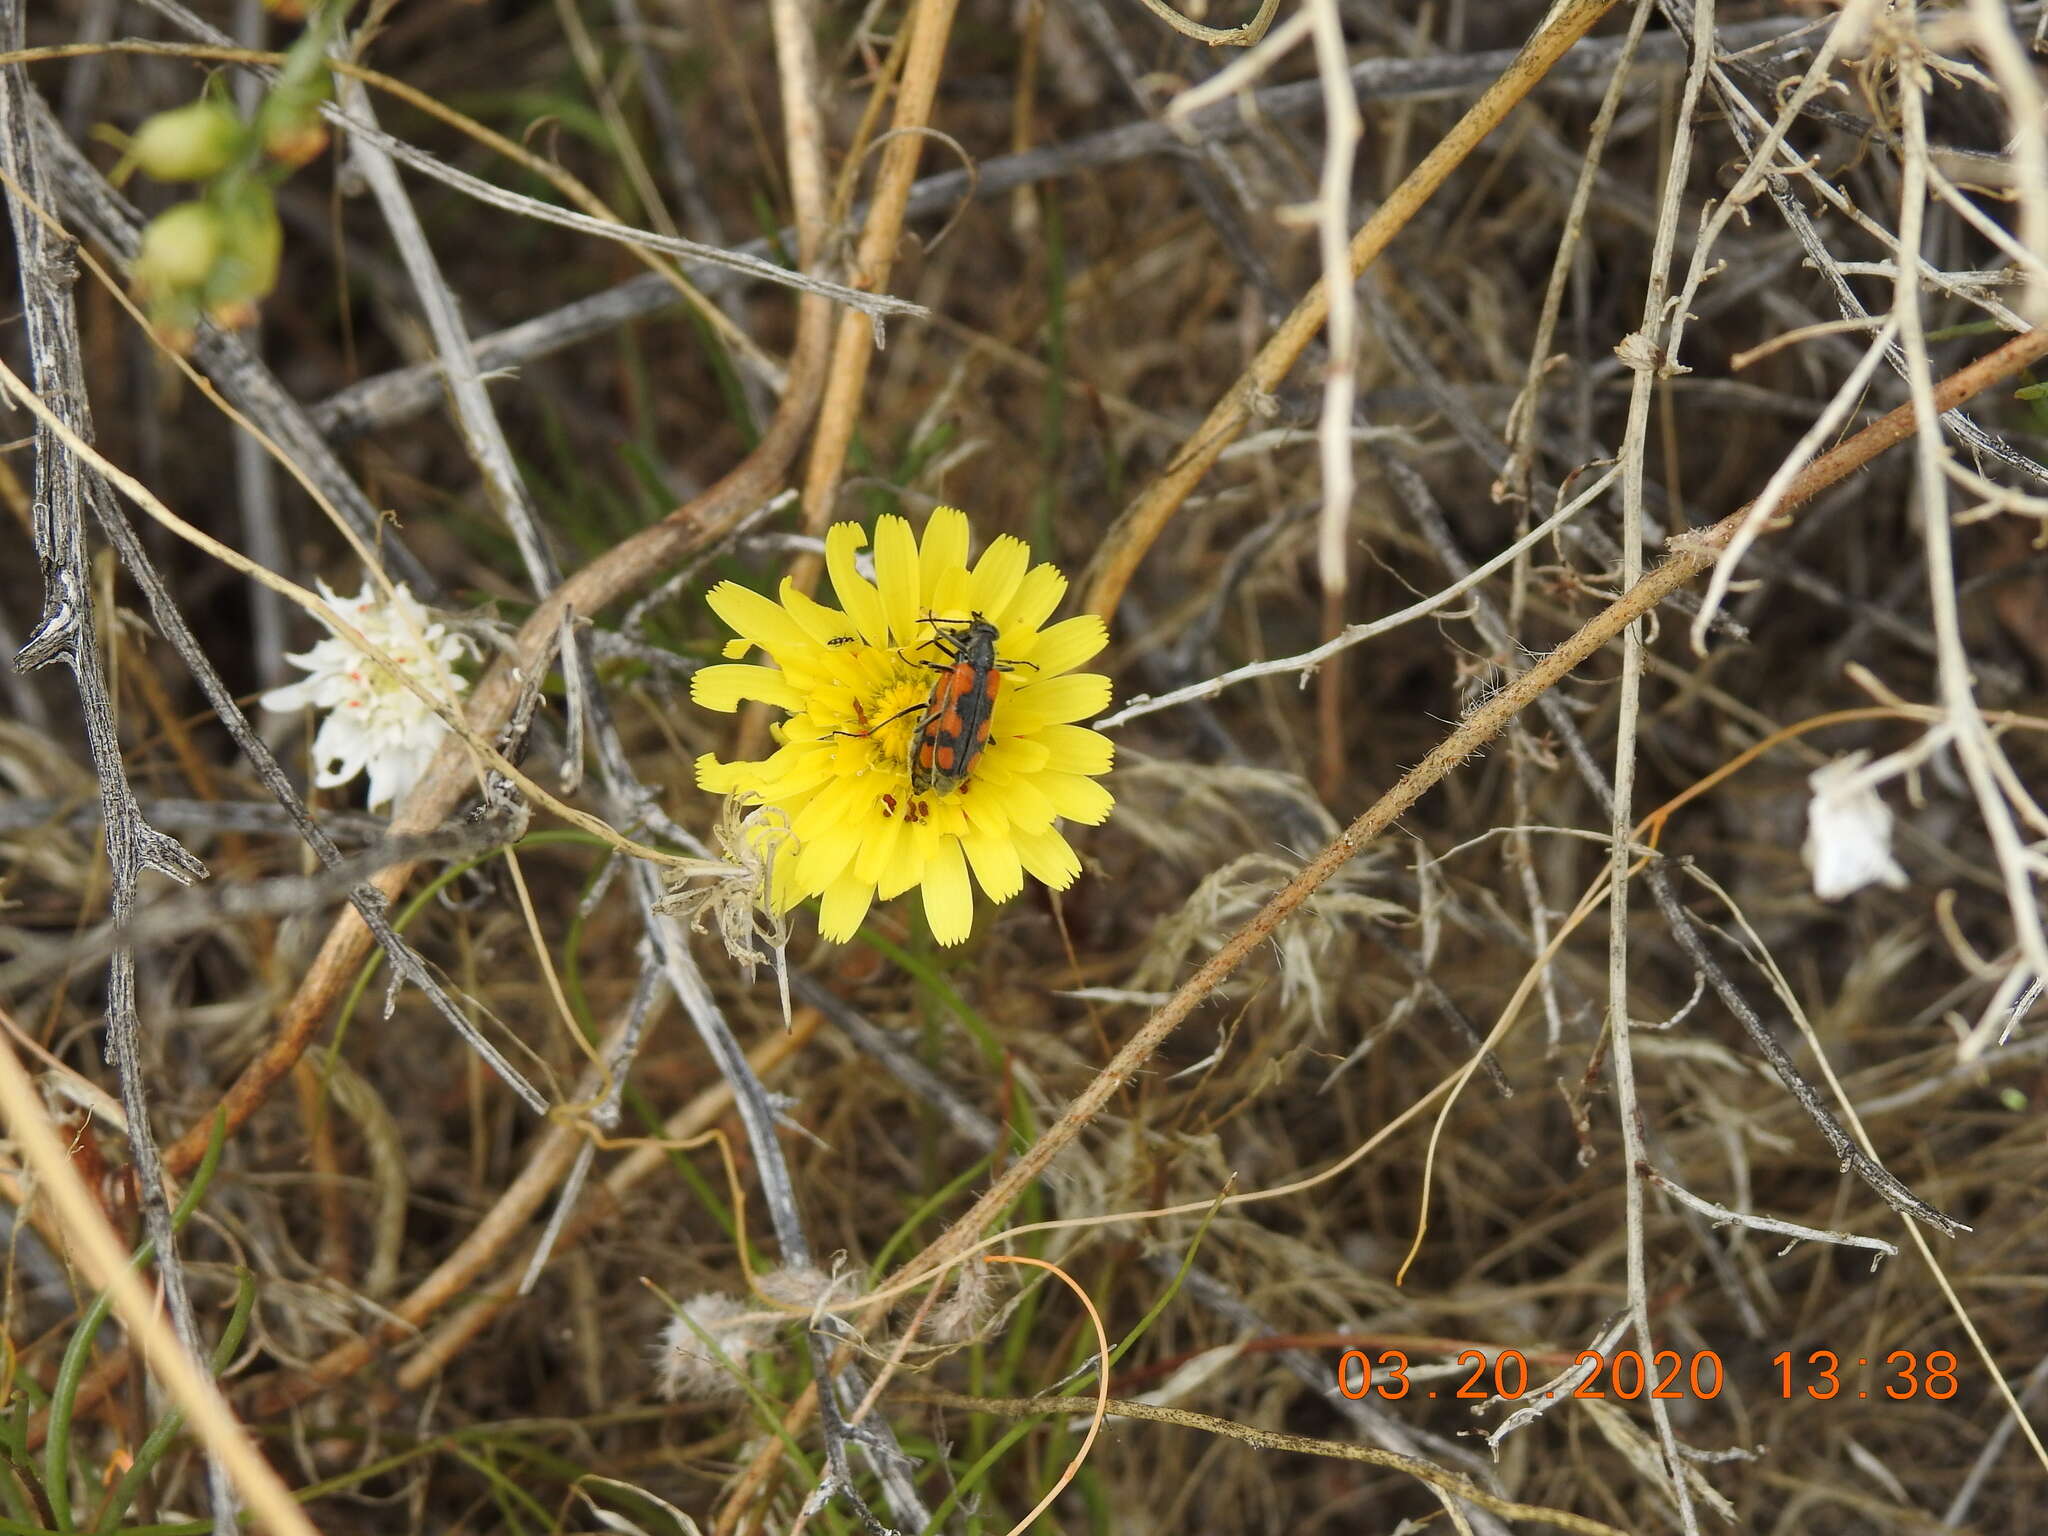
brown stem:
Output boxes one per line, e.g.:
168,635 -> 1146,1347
789,0 -> 963,593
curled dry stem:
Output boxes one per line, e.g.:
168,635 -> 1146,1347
1130,0 -> 1280,49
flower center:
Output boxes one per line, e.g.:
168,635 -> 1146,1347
812,639 -> 951,783
855,666 -> 933,766
356,650 -> 414,698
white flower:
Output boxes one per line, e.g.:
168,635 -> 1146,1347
260,578 -> 475,812
1803,752 -> 1909,900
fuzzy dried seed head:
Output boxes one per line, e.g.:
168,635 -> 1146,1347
925,1260 -> 1001,1347
755,1263 -> 830,1310
652,1292 -> 772,1402
757,1259 -> 867,1318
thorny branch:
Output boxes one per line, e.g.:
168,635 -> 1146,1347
0,5 -> 226,1528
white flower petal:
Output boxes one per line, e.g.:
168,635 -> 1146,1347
264,578 -> 471,812
259,675 -> 323,713
1803,753 -> 1908,901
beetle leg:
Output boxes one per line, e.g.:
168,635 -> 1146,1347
829,700 -> 924,739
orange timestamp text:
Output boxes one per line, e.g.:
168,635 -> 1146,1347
1336,1348 -> 1723,1402
1334,1347 -> 1963,1402
1773,1349 -> 1959,1400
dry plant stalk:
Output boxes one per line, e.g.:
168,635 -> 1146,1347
0,1033 -> 316,1536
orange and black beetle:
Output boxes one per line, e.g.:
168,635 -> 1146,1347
910,613 -> 1030,795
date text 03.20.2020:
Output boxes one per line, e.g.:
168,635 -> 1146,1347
1334,1348 -> 1962,1402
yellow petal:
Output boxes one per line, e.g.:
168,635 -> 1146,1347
978,732 -> 1049,776
1015,823 -> 1083,890
722,637 -> 753,659
744,812 -> 798,863
914,796 -> 968,842
791,823 -> 861,897
921,836 -> 975,945
875,823 -> 930,899
766,741 -> 841,792
960,788 -> 1010,835
994,563 -> 1066,639
779,579 -> 859,647
987,771 -> 1056,833
1037,770 -> 1115,825
854,807 -> 907,888
968,535 -> 1029,618
1036,723 -> 1115,776
791,771 -> 878,843
826,521 -> 889,646
874,515 -> 922,645
707,581 -> 814,657
960,829 -> 1023,902
1026,614 -> 1108,676
931,565 -> 975,616
919,507 -> 970,602
695,753 -> 759,794
767,841 -> 803,912
817,874 -> 875,941
691,664 -> 805,713
1003,671 -> 1112,727
724,742 -> 812,797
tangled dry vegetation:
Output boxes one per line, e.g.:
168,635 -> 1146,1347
6,0 -> 2048,1532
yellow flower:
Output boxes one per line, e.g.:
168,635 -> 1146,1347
692,509 -> 1115,945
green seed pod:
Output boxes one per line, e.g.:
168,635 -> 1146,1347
202,186 -> 284,328
257,73 -> 332,167
134,201 -> 225,297
124,100 -> 247,183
